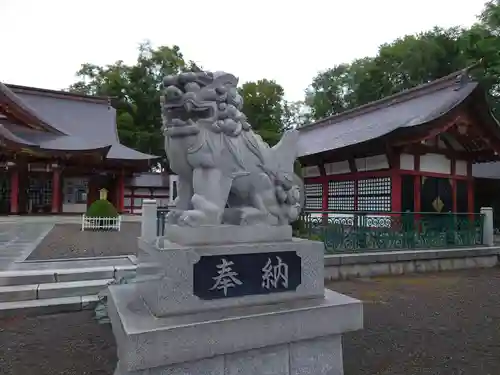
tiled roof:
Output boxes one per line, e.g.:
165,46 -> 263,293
0,83 -> 159,160
0,82 -> 64,134
297,69 -> 479,158
1,122 -> 110,152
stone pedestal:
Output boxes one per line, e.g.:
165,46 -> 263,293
480,207 -> 494,246
109,225 -> 363,375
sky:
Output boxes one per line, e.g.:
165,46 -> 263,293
0,0 -> 489,101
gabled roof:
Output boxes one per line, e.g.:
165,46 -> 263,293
1,122 -> 110,152
0,83 -> 159,161
0,82 -> 65,134
297,68 -> 484,158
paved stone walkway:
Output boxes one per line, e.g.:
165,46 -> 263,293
0,223 -> 54,270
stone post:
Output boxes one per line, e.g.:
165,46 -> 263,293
9,165 -> 19,214
480,207 -> 494,247
169,175 -> 179,206
141,199 -> 158,241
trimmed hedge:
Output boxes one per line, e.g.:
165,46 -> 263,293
86,199 -> 119,218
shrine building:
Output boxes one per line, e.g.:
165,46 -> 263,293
0,82 -> 167,215
297,67 -> 500,217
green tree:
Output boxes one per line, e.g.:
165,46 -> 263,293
69,41 -> 199,169
306,27 -> 473,121
282,100 -> 311,130
238,79 -> 290,145
376,27 -> 468,91
305,0 -> 500,121
479,0 -> 500,32
70,42 -> 294,166
305,58 -> 384,119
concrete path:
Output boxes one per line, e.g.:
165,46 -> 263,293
0,223 -> 54,270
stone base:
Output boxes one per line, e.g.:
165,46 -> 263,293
114,335 -> 344,375
161,224 -> 293,246
136,237 -> 325,316
109,285 -> 363,375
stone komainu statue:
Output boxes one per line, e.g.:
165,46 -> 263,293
161,70 -> 304,227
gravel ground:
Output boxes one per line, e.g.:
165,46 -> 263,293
1,268 -> 499,375
26,223 -> 140,260
339,268 -> 500,375
0,311 -> 115,375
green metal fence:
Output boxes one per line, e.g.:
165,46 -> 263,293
295,211 -> 485,253
157,207 -> 170,236
155,208 -> 484,253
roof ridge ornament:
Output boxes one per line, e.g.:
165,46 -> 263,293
455,72 -> 471,89
455,59 -> 484,90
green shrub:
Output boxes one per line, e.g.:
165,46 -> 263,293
86,199 -> 118,218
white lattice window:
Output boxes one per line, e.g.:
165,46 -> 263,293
328,180 -> 355,211
328,180 -> 355,196
357,177 -> 392,211
328,196 -> 355,211
304,183 -> 322,210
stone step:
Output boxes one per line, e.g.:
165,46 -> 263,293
0,265 -> 136,286
38,279 -> 112,299
0,295 -> 100,318
0,284 -> 38,302
15,255 -> 137,270
0,279 -> 112,302
0,269 -> 58,286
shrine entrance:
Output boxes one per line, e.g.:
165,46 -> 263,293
421,177 -> 453,213
26,173 -> 53,214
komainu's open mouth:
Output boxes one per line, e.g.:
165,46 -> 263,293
167,106 -> 212,123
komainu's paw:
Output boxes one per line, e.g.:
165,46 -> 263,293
165,210 -> 183,225
178,210 -> 208,227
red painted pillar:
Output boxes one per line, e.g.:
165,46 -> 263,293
130,188 -> 135,214
391,156 -> 402,213
391,173 -> 402,212
87,180 -> 92,207
467,181 -> 475,211
51,168 -> 61,213
413,155 -> 421,213
467,161 -> 474,218
10,168 -> 19,214
318,164 -> 329,223
451,159 -> 457,213
117,171 -> 125,213
353,176 -> 359,211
